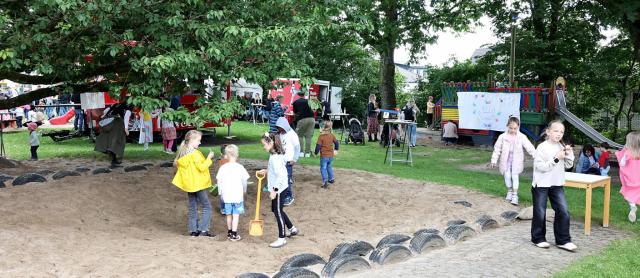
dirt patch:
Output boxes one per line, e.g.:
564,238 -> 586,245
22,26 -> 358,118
0,158 -> 515,277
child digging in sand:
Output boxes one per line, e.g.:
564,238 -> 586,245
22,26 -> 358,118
531,120 -> 577,251
314,121 -> 339,189
490,116 -> 535,205
258,133 -> 299,248
172,130 -> 215,237
216,144 -> 249,241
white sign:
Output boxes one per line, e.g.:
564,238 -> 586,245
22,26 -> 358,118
80,92 -> 105,109
457,92 -> 521,132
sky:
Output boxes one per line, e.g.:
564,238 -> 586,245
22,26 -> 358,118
395,17 -> 498,67
394,16 -> 621,68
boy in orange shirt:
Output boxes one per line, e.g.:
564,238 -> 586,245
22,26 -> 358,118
314,121 -> 340,189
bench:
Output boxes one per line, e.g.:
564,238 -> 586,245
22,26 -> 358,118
564,172 -> 611,235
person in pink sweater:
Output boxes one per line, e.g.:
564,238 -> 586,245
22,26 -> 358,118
490,117 -> 536,205
616,131 -> 640,222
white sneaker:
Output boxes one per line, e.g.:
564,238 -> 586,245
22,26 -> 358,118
535,242 -> 551,248
629,206 -> 637,222
304,153 -> 310,158
557,242 -> 578,251
510,195 -> 519,206
269,238 -> 287,248
505,191 -> 514,201
288,226 -> 299,237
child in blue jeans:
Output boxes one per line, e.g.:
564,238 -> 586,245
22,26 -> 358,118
315,121 -> 339,188
531,120 -> 577,251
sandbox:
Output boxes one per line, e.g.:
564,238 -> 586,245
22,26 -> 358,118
0,158 -> 515,277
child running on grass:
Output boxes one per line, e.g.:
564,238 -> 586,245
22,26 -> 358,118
531,120 -> 577,251
314,121 -> 339,189
490,116 -> 535,205
258,133 -> 299,248
172,130 -> 215,237
616,132 -> 640,222
216,144 -> 249,241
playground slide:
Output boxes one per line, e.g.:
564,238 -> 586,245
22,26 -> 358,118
49,109 -> 75,125
555,90 -> 624,149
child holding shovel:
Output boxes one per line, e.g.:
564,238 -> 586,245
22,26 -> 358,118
258,133 -> 299,248
216,144 -> 249,241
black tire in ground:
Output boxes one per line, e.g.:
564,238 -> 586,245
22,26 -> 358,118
375,234 -> 411,248
124,165 -> 148,172
369,244 -> 412,265
453,200 -> 472,207
413,228 -> 439,237
447,219 -> 466,226
476,215 -> 500,231
409,233 -> 446,254
52,170 -> 81,180
500,211 -> 519,221
236,273 -> 270,278
329,240 -> 374,260
92,168 -> 112,175
273,267 -> 319,278
159,161 -> 174,167
74,167 -> 90,173
443,225 -> 476,244
280,253 -> 326,271
321,255 -> 371,278
12,173 -> 47,186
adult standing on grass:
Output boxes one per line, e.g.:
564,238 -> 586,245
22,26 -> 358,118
367,94 -> 380,142
292,90 -> 315,157
94,102 -> 132,166
401,98 -> 420,147
269,95 -> 285,133
426,96 -> 435,129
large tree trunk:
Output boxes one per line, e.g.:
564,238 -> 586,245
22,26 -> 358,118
379,48 -> 396,110
379,0 -> 398,110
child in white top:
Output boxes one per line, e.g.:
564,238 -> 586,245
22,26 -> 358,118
490,117 -> 535,205
216,144 -> 249,241
258,133 -> 299,248
531,120 -> 577,251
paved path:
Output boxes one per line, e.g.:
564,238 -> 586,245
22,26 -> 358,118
350,221 -> 627,278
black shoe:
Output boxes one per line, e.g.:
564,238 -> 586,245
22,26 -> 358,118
199,231 -> 215,237
190,231 -> 199,237
328,179 -> 335,184
321,182 -> 328,189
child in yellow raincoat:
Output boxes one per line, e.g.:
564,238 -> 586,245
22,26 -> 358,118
172,130 -> 215,237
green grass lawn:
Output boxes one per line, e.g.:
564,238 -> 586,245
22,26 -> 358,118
2,122 -> 638,276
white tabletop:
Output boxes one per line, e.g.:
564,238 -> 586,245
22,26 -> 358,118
251,103 -> 265,106
328,113 -> 349,116
565,172 -> 610,184
386,119 -> 416,125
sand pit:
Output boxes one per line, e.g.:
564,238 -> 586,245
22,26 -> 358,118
0,158 -> 516,277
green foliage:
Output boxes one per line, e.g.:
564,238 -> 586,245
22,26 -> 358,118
341,0 -> 487,109
0,0 -> 339,124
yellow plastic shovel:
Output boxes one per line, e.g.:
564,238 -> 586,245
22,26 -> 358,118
249,171 -> 266,236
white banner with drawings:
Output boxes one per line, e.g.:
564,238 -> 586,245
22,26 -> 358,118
457,92 -> 521,132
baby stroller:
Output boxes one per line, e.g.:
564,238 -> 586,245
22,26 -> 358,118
346,118 -> 365,145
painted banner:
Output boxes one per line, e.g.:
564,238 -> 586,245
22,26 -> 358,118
457,92 -> 521,132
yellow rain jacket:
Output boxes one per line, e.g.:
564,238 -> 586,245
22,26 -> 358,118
172,150 -> 213,192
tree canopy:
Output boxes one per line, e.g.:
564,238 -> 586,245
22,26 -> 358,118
0,0 -> 339,125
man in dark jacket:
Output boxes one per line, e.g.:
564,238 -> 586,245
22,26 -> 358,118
292,91 -> 315,157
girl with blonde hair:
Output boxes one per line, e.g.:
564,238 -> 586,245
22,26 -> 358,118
172,130 -> 216,237
616,131 -> 640,222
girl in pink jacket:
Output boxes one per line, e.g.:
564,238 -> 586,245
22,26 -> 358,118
616,131 -> 640,222
490,117 -> 536,205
